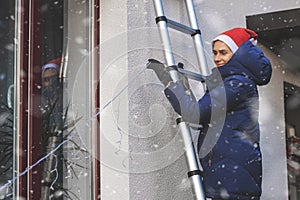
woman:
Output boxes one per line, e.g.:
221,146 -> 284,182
148,28 -> 272,199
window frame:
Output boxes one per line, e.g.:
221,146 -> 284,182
14,0 -> 100,199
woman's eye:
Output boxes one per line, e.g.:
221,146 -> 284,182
221,51 -> 228,55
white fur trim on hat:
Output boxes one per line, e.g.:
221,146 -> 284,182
213,34 -> 238,53
42,63 -> 60,72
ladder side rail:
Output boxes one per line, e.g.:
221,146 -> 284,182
178,120 -> 206,200
153,0 -> 179,81
185,0 -> 210,76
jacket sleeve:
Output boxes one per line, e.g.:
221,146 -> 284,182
164,77 -> 253,124
164,82 -> 210,124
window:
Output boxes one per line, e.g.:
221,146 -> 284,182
0,1 -> 100,199
0,0 -> 15,198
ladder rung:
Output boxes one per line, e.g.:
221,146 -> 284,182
168,19 -> 200,35
177,68 -> 206,82
156,16 -> 200,36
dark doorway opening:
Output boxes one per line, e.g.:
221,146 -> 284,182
247,8 -> 300,72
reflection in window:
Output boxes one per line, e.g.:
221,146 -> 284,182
0,1 -> 95,199
40,1 -> 93,199
41,58 -> 64,199
0,0 -> 15,199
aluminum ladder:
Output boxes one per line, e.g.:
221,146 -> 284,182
152,0 -> 210,199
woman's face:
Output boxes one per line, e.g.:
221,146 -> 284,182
42,69 -> 58,88
212,40 -> 233,67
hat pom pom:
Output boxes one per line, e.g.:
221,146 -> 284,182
249,38 -> 257,46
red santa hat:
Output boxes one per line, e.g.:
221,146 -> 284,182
212,28 -> 258,53
42,58 -> 62,72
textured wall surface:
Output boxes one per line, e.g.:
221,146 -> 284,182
100,1 -> 130,200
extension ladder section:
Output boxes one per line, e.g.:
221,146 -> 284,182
152,0 -> 210,199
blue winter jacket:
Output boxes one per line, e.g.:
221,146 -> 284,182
164,41 -> 272,199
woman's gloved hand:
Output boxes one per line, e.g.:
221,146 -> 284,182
146,58 -> 172,86
146,58 -> 190,91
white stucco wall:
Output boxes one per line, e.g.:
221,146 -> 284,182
100,1 -> 130,200
259,45 -> 300,200
100,0 -> 300,199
